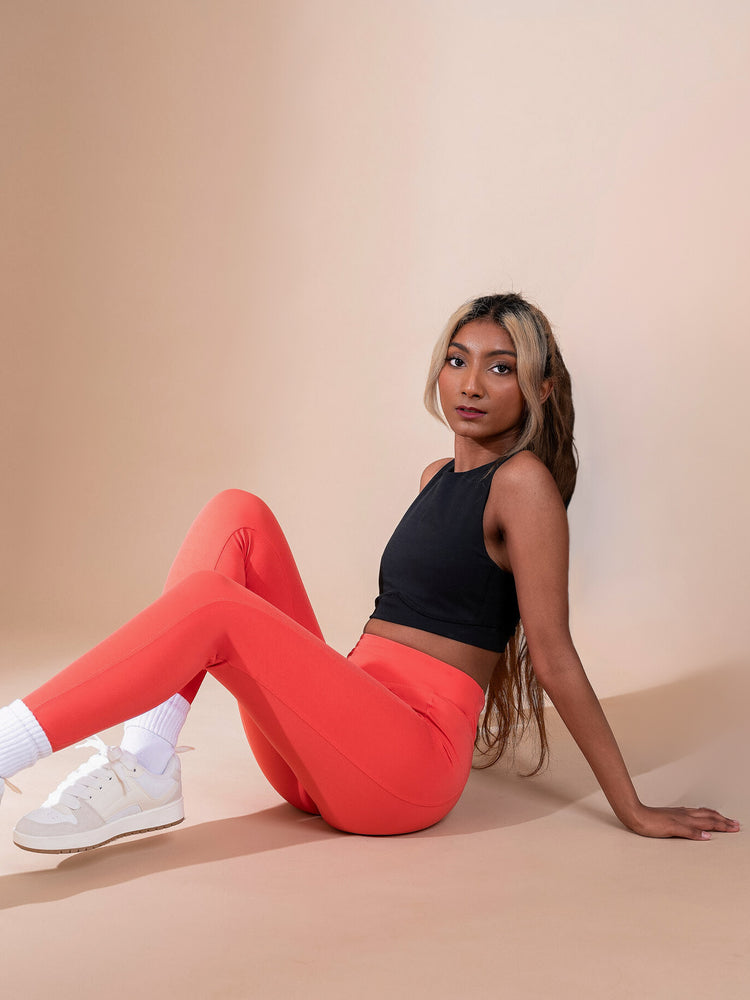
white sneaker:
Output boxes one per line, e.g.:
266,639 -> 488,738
13,737 -> 188,854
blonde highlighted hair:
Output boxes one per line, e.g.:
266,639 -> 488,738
425,293 -> 578,772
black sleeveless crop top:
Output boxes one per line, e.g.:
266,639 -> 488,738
369,458 -> 520,653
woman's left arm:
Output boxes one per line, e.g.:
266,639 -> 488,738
495,454 -> 740,840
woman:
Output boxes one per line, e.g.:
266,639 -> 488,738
0,293 -> 739,852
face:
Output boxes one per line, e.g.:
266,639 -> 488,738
437,319 -> 525,457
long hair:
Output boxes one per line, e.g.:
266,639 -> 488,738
424,292 -> 578,773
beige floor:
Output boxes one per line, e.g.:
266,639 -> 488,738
1,642 -> 747,1000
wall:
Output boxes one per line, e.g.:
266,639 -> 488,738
2,0 -> 748,693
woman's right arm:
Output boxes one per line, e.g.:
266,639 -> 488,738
493,453 -> 740,840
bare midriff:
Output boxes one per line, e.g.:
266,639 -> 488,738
362,618 -> 499,692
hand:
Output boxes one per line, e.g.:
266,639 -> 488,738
626,804 -> 741,841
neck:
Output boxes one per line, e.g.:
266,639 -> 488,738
452,440 -> 509,473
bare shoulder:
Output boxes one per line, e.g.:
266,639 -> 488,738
420,457 -> 452,491
489,451 -> 566,527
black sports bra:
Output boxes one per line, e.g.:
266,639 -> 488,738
369,458 -> 520,653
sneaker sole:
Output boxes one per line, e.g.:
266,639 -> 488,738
13,798 -> 185,854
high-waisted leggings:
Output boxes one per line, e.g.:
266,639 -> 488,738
22,490 -> 485,835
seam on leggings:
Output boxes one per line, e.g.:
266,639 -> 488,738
214,527 -> 316,629
30,599 -> 245,716
34,597 -> 465,809
379,682 -> 482,730
31,564 -> 307,712
212,525 -> 252,574
213,525 -> 289,586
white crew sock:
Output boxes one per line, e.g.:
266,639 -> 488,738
0,700 -> 53,779
120,694 -> 190,774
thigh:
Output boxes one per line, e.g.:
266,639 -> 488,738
238,708 -> 319,816
206,603 -> 482,835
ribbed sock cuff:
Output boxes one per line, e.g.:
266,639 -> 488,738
123,693 -> 190,747
0,700 -> 53,778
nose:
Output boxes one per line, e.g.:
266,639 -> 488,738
461,366 -> 483,398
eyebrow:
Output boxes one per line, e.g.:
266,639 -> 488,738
450,341 -> 517,358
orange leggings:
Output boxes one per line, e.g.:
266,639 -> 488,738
23,490 -> 485,835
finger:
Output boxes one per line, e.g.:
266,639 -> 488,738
683,823 -> 714,841
676,825 -> 712,841
701,812 -> 740,831
686,808 -> 740,828
681,816 -> 739,840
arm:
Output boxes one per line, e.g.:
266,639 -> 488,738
494,453 -> 739,840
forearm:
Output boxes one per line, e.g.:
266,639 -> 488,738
536,654 -> 642,827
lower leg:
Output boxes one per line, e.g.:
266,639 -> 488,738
120,693 -> 191,773
0,700 -> 52,778
18,573 -> 260,753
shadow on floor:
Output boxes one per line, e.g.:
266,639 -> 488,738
1,659 -> 745,907
0,805 -> 336,910
432,658 -> 748,839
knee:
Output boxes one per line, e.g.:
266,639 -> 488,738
209,487 -> 266,508
206,489 -> 274,523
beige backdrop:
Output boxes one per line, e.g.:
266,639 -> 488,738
2,0 -> 748,697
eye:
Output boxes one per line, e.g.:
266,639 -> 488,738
445,355 -> 465,368
490,363 -> 512,375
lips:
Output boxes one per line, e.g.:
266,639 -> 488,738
455,406 -> 487,421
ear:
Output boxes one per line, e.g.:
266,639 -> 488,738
539,378 -> 553,405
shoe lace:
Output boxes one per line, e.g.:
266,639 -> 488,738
56,741 -> 195,811
42,735 -> 110,807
